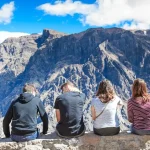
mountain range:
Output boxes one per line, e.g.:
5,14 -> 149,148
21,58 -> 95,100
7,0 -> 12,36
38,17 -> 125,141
0,27 -> 150,135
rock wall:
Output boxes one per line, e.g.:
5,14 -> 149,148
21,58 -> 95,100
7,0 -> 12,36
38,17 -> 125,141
0,132 -> 150,150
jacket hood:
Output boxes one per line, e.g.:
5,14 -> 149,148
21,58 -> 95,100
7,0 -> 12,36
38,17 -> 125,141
19,92 -> 35,103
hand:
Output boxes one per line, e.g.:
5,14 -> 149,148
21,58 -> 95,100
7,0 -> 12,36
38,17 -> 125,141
39,132 -> 44,137
42,131 -> 47,135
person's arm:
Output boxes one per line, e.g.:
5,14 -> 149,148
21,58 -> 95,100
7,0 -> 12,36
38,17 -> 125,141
127,100 -> 133,123
3,102 -> 13,138
118,98 -> 124,106
56,109 -> 60,122
91,98 -> 96,120
54,97 -> 60,123
38,100 -> 48,134
91,106 -> 96,120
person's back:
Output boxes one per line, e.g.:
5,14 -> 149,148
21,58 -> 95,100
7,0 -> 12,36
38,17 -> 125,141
92,95 -> 120,129
128,97 -> 150,130
54,82 -> 85,137
3,84 -> 48,141
91,80 -> 122,136
127,78 -> 150,135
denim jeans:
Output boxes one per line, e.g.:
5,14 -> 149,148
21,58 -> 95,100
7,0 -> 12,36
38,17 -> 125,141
11,130 -> 39,142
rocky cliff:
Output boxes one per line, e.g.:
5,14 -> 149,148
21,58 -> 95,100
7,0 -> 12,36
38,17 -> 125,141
0,132 -> 150,150
0,27 -> 150,135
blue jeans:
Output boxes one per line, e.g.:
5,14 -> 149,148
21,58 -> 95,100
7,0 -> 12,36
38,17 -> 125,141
11,131 -> 39,142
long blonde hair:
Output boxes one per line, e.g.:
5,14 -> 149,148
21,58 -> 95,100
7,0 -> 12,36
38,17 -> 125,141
96,80 -> 115,103
132,78 -> 150,103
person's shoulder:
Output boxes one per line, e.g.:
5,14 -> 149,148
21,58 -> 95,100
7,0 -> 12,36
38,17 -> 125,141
91,97 -> 99,104
128,98 -> 133,103
56,94 -> 64,100
114,95 -> 125,105
79,92 -> 86,99
114,95 -> 122,103
11,95 -> 22,104
32,96 -> 41,103
114,95 -> 120,100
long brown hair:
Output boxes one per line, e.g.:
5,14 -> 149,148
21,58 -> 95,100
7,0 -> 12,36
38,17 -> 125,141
132,78 -> 150,103
96,80 -> 115,102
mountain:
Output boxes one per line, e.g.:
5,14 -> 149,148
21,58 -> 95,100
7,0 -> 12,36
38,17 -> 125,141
0,27 -> 150,135
0,29 -> 66,112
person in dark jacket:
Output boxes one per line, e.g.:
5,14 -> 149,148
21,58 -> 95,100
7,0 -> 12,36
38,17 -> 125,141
3,84 -> 48,142
54,81 -> 86,138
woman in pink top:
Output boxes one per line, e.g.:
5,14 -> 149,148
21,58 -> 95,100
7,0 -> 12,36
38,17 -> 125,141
128,78 -> 150,135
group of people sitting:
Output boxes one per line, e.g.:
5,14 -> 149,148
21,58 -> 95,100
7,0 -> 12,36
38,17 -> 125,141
2,78 -> 150,142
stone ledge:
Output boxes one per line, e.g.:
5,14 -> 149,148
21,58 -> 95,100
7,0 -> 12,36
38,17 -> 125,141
0,132 -> 150,150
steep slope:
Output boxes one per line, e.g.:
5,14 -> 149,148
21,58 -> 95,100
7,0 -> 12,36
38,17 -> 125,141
1,27 -> 150,133
0,34 -> 39,101
0,29 -> 66,113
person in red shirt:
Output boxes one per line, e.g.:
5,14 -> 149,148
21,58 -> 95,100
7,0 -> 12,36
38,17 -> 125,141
127,78 -> 150,135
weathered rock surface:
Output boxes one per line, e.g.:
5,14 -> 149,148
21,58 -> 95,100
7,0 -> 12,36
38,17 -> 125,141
0,132 -> 150,150
0,34 -> 39,102
1,27 -> 150,134
0,29 -> 66,114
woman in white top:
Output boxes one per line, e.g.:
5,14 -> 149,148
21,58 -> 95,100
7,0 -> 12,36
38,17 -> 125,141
91,80 -> 121,136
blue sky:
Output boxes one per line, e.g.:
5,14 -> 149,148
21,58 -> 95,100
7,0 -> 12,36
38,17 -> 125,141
0,0 -> 95,34
0,0 -> 150,43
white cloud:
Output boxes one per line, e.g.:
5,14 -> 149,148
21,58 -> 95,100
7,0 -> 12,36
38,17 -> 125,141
37,0 -> 96,16
123,22 -> 150,30
37,0 -> 150,29
0,1 -> 15,24
0,31 -> 29,43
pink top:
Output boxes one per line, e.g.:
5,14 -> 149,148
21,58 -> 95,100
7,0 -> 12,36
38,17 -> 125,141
127,97 -> 150,130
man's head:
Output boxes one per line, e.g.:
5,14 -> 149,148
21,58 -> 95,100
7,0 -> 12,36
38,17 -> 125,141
60,81 -> 80,93
23,84 -> 37,96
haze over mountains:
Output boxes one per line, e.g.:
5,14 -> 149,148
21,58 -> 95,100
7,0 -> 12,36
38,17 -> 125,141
0,27 -> 150,135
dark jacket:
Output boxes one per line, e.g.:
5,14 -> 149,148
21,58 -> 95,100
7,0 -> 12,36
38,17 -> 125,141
3,93 -> 48,137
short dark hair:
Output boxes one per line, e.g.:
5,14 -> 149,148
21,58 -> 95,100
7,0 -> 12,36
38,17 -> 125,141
23,84 -> 36,93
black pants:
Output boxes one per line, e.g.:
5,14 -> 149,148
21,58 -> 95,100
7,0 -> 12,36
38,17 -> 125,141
56,126 -> 86,138
94,127 -> 120,136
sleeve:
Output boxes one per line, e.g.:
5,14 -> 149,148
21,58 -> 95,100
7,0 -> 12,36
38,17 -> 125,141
54,97 -> 60,109
38,100 -> 46,117
3,102 -> 13,138
83,94 -> 86,104
37,100 -> 48,134
127,100 -> 134,123
117,96 -> 124,105
91,98 -> 95,107
81,93 -> 86,105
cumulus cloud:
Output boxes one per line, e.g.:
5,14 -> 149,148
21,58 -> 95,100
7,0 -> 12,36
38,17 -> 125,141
0,31 -> 29,43
37,0 -> 96,16
37,0 -> 150,29
0,1 -> 15,24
